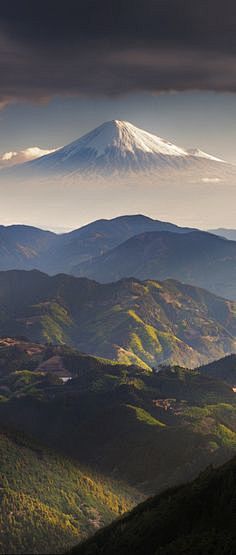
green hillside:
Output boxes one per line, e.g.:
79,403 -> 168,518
0,339 -> 236,496
0,270 -> 235,369
69,455 -> 236,555
0,428 -> 139,555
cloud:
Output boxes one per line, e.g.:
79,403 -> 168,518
0,0 -> 235,106
201,177 -> 221,183
0,146 -> 57,167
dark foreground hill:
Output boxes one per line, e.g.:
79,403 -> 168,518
75,230 -> 236,300
0,270 -> 236,368
69,455 -> 236,555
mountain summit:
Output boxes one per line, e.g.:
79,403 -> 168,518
22,120 -> 226,176
69,119 -> 189,158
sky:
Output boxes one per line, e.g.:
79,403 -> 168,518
0,0 -> 236,228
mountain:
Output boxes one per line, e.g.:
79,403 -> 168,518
2,122 -> 236,231
38,214 -> 194,274
0,224 -> 57,270
75,230 -> 236,299
2,219 -> 236,303
0,215 -> 193,273
210,228 -> 236,241
11,120 -> 229,177
0,270 -> 235,369
0,426 -> 138,555
0,338 -> 235,499
69,455 -> 236,555
199,354 -> 236,386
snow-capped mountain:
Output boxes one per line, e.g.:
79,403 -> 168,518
1,120 -> 236,232
20,120 -> 228,176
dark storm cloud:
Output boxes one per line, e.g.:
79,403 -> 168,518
0,0 -> 236,106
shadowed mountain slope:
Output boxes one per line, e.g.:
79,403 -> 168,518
69,455 -> 236,555
75,230 -> 236,299
0,215 -> 193,274
199,354 -> 236,386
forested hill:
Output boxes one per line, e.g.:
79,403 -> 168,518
69,455 -> 236,555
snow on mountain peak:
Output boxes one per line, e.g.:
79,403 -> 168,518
187,148 -> 224,163
62,119 -> 189,159
17,119 -> 228,177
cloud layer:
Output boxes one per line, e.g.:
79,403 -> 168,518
0,146 -> 56,167
0,0 -> 235,106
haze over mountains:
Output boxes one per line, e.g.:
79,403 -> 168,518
1,214 -> 236,300
0,215 -> 192,272
76,228 -> 236,300
210,228 -> 236,241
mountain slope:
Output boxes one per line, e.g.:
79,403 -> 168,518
69,456 -> 236,555
0,225 -> 57,270
75,230 -> 236,299
199,354 -> 236,386
12,120 -> 229,176
0,427 -> 138,555
38,215 -> 194,274
0,271 -> 235,368
211,228 -> 236,241
0,215 -> 193,273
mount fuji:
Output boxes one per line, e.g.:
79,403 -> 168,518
13,120 -> 229,177
1,119 -> 236,230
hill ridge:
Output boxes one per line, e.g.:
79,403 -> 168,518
0,269 -> 235,368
